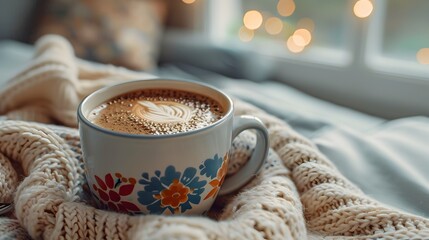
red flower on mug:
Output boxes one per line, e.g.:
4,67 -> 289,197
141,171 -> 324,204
92,173 -> 140,213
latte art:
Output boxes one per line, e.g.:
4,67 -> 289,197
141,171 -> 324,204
133,100 -> 195,123
89,88 -> 225,135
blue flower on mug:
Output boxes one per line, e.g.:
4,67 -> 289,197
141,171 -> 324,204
199,154 -> 223,179
138,166 -> 206,214
199,153 -> 229,200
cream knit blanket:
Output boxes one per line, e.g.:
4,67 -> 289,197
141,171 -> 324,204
0,35 -> 428,240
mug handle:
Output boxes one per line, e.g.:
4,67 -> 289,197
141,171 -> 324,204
219,115 -> 269,195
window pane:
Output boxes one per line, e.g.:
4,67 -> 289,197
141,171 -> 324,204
228,0 -> 350,52
382,0 -> 429,64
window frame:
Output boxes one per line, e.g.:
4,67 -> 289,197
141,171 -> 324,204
203,0 -> 429,119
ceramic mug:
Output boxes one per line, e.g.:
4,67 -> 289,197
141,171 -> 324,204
77,79 -> 269,215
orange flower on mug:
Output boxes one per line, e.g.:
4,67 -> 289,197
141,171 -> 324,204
138,166 -> 206,214
155,179 -> 190,211
203,153 -> 229,200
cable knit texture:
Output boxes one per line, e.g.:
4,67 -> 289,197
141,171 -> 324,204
0,35 -> 428,239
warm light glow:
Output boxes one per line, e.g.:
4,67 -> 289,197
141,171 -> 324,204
292,28 -> 312,46
182,0 -> 196,4
287,36 -> 304,53
417,48 -> 429,65
243,10 -> 263,30
238,26 -> 254,42
353,0 -> 373,18
277,0 -> 296,17
265,17 -> 283,35
297,18 -> 315,32
292,34 -> 306,47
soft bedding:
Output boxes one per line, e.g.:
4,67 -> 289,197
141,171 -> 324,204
0,36 -> 428,239
1,38 -> 428,219
313,117 -> 429,216
157,64 -> 429,218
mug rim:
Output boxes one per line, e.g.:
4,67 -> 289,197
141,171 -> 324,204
77,78 -> 234,139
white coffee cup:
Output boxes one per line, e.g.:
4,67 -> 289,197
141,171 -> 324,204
78,79 -> 269,215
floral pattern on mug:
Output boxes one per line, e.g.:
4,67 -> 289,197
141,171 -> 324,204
199,153 -> 229,200
92,173 -> 140,214
138,166 -> 206,214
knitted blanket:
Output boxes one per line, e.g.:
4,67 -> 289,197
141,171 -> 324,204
0,35 -> 428,240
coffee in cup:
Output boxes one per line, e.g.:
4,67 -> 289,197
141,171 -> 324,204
88,89 -> 224,135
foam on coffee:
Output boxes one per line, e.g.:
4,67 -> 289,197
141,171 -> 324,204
88,89 -> 225,135
133,100 -> 194,124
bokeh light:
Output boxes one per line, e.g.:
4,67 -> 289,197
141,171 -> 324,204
265,17 -> 283,35
182,0 -> 196,4
277,0 -> 296,17
243,10 -> 263,30
292,28 -> 312,46
353,0 -> 373,18
287,36 -> 304,53
417,48 -> 429,65
238,26 -> 254,42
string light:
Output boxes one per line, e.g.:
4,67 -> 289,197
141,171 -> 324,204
277,0 -> 296,17
265,17 -> 283,35
417,48 -> 429,65
292,29 -> 312,46
243,10 -> 263,30
353,0 -> 373,18
238,26 -> 254,42
286,28 -> 312,53
286,36 -> 304,53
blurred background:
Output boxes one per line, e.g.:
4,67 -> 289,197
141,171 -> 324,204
1,0 -> 429,119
